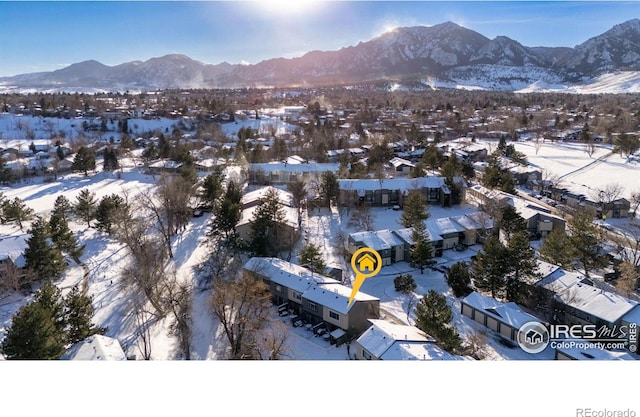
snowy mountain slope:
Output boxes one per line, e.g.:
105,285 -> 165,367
2,20 -> 640,91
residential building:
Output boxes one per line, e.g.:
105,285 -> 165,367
242,257 -> 380,339
338,176 -> 457,208
0,234 -> 29,284
461,292 -> 541,347
353,319 -> 466,360
248,162 -> 340,187
535,267 -> 639,329
348,229 -> 406,265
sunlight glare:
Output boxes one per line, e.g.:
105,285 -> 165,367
254,0 -> 322,17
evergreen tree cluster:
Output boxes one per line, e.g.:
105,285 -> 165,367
414,290 -> 462,354
103,146 -> 119,171
0,281 -> 104,360
393,273 -> 417,293
72,146 -> 96,176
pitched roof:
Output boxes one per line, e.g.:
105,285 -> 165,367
536,268 -> 638,324
241,186 -> 295,208
356,319 -> 465,360
0,234 -> 29,268
60,335 -> 126,360
462,292 -> 540,330
242,258 -> 378,314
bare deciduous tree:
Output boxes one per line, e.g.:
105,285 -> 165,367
136,173 -> 196,258
592,183 -> 623,217
348,204 -> 375,231
254,321 -> 291,360
210,273 -> 273,359
163,272 -> 193,360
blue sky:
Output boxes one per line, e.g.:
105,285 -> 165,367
1,1 -> 639,77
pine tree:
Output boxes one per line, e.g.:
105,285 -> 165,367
0,154 -> 13,184
249,189 -> 287,257
34,280 -> 66,334
49,209 -> 84,262
74,188 -> 97,228
24,216 -> 66,281
471,236 -> 509,299
95,194 -> 126,235
3,197 -> 34,231
299,243 -> 326,274
567,207 -> 608,278
409,223 -> 435,273
500,205 -> 527,241
539,226 -> 574,269
319,171 -> 339,207
505,231 -> 541,303
393,273 -> 417,293
400,191 -> 429,229
446,261 -> 472,297
102,146 -> 119,171
0,301 -> 66,360
72,146 -> 96,176
211,180 -> 242,239
52,195 -> 72,223
64,284 -> 103,344
414,290 -> 462,354
201,166 -> 225,208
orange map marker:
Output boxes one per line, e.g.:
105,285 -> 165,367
348,247 -> 382,307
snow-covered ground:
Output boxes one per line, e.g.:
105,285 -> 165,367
2,114 -> 639,362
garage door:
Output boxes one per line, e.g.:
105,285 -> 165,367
474,311 -> 485,325
500,324 -> 513,340
462,304 -> 474,319
486,317 -> 499,332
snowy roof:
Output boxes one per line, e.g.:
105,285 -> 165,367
508,197 -> 560,221
241,186 -> 294,208
303,282 -> 379,315
285,155 -> 307,164
380,341 -> 467,360
555,339 -> 636,360
356,319 -> 431,357
242,257 -> 377,314
237,204 -> 299,229
243,257 -> 338,294
536,268 -> 638,324
450,212 -> 495,231
429,217 -> 466,235
393,226 -> 442,245
356,320 -> 465,360
60,335 -> 126,360
148,159 -> 183,169
462,292 -> 539,329
0,234 -> 29,268
249,162 -> 340,173
349,229 -> 404,251
389,157 -> 415,168
337,177 -> 446,193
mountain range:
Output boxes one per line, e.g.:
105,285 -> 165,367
3,19 -> 640,92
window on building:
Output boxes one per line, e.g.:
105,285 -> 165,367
293,291 -> 302,300
329,311 -> 339,320
309,302 -> 317,312
275,285 -> 282,293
